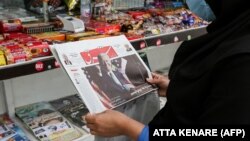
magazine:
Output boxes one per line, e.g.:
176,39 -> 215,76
15,102 -> 82,141
0,113 -> 30,141
52,35 -> 157,113
49,94 -> 89,130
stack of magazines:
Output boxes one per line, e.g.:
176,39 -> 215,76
49,94 -> 89,131
0,113 -> 29,141
15,102 -> 82,141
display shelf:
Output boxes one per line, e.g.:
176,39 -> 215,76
2,69 -> 78,115
0,26 -> 207,81
130,26 -> 207,50
1,69 -> 94,141
0,81 -> 6,114
138,42 -> 182,72
12,116 -> 94,141
0,56 -> 58,80
0,37 -> 185,141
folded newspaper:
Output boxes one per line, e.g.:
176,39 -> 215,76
51,35 -> 157,113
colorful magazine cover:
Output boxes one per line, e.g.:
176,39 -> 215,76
49,94 -> 89,130
0,113 -> 30,141
15,102 -> 81,141
51,35 -> 157,113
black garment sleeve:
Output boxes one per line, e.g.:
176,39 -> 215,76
24,0 -> 34,10
198,54 -> 250,124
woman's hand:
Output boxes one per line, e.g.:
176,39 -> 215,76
84,110 -> 144,140
146,72 -> 170,97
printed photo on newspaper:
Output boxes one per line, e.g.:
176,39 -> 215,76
51,35 -> 157,113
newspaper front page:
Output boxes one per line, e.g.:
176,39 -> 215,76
52,35 -> 156,113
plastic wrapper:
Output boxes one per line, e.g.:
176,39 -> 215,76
31,32 -> 66,41
85,20 -> 121,34
17,36 -> 38,44
125,33 -> 143,41
78,34 -> 110,40
3,33 -> 30,40
66,31 -> 99,41
0,35 -> 3,41
64,0 -> 80,11
127,11 -> 147,20
0,19 -> 23,33
0,40 -> 19,48
0,50 -> 6,66
25,41 -> 51,58
3,45 -> 32,64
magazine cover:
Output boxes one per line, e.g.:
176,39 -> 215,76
15,102 -> 81,141
49,94 -> 89,130
52,35 -> 157,113
0,113 -> 30,141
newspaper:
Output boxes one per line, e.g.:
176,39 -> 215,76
52,35 -> 157,113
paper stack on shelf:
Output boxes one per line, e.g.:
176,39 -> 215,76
0,113 -> 30,141
15,102 -> 82,141
49,94 -> 89,131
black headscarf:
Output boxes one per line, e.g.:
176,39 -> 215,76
168,0 -> 250,79
206,0 -> 250,32
149,0 -> 250,125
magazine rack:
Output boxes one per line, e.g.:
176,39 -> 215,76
0,1 -> 207,140
1,69 -> 94,141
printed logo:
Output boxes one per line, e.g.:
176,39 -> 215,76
35,61 -> 44,71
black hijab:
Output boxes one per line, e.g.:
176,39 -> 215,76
149,0 -> 250,126
206,0 -> 250,32
168,0 -> 250,79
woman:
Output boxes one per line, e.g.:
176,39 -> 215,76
85,0 -> 250,140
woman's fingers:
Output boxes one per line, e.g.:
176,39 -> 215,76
146,77 -> 161,84
147,73 -> 164,84
90,130 -> 97,135
86,123 -> 96,130
85,113 -> 96,124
